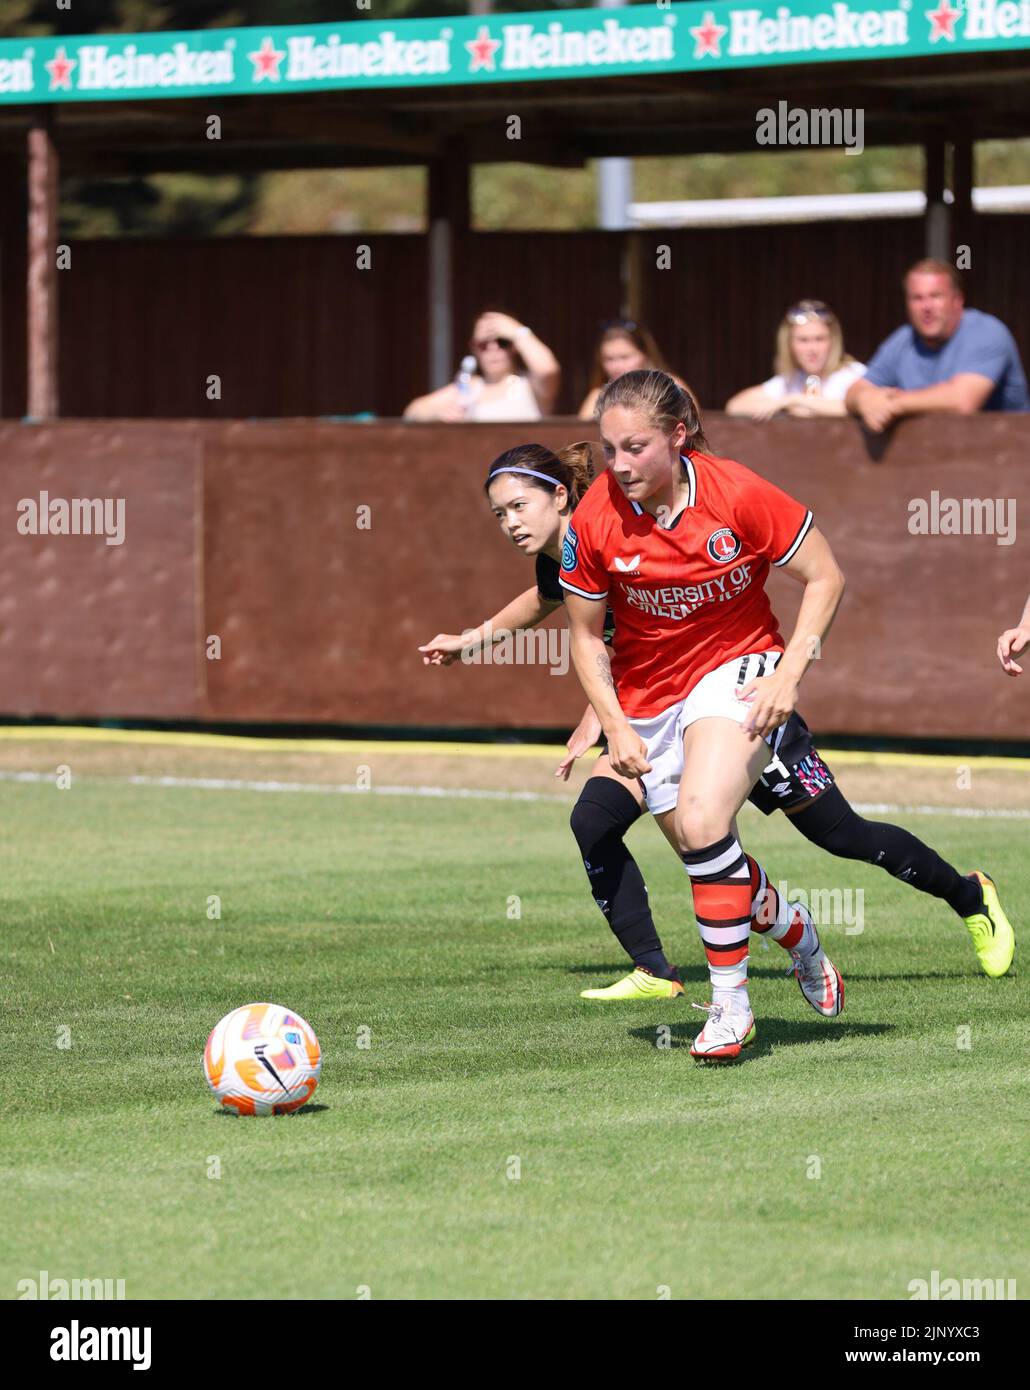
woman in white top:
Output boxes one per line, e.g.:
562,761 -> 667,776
725,300 -> 865,420
403,310 -> 560,422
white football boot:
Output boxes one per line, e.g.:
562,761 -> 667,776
689,1000 -> 756,1060
786,906 -> 844,1017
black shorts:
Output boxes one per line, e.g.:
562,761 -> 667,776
747,711 -> 836,816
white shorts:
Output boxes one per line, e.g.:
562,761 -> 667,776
629,650 -> 782,817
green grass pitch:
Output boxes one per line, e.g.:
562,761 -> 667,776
3,770 -> 1026,1300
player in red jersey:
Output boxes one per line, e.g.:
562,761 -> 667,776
420,433 -> 1013,1023
561,369 -> 848,1058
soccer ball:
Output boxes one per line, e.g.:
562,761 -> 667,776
203,1002 -> 322,1116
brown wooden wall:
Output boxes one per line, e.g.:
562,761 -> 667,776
0,415 -> 1026,742
2,215 -> 1027,421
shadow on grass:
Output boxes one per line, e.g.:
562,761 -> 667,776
628,1018 -> 891,1058
563,961 -> 713,985
214,1103 -> 329,1117
747,966 -> 977,984
834,971 -> 980,982
563,962 -> 976,989
564,961 -> 854,987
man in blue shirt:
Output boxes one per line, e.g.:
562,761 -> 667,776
846,259 -> 1029,433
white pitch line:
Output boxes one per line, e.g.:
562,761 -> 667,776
1,768 -> 1029,820
0,769 -> 556,803
848,802 -> 1030,821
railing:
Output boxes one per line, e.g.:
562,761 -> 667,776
0,413 -> 1025,740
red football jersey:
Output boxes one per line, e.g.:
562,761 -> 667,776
558,452 -> 813,718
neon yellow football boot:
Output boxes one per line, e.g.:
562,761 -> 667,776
580,967 -> 684,1001
964,871 -> 1015,978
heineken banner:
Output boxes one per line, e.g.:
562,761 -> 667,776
0,2 -> 1028,104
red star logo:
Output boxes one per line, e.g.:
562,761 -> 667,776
926,0 -> 963,40
690,11 -> 728,60
465,24 -> 502,73
248,36 -> 286,82
45,45 -> 77,91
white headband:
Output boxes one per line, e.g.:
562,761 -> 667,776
487,465 -> 563,488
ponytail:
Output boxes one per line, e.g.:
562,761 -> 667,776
484,441 -> 595,506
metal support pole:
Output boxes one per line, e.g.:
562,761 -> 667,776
0,153 -> 28,418
426,137 -> 470,391
923,135 -> 949,262
951,135 -> 974,287
596,0 -> 632,234
27,109 -> 59,420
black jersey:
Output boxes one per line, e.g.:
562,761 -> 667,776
536,552 -> 616,645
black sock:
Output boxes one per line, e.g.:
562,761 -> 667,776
789,785 -> 983,919
569,779 -> 676,978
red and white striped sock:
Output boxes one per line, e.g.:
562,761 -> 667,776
682,834 -> 753,1012
747,854 -> 815,952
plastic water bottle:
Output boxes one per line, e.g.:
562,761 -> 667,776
456,355 -> 478,416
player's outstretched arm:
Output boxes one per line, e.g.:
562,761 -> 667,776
565,592 -> 650,778
997,592 -> 1030,676
554,703 -> 603,781
418,585 -> 557,665
738,526 -> 845,737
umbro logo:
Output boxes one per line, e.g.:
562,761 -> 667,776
771,780 -> 792,796
614,555 -> 641,572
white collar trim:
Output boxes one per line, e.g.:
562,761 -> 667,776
629,455 -> 696,521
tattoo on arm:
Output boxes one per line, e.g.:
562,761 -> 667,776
595,650 -> 615,692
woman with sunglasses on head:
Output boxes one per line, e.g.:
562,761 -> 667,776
403,309 -> 560,422
578,318 -> 693,421
726,300 -> 865,421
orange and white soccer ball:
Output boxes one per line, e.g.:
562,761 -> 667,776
203,1003 -> 322,1116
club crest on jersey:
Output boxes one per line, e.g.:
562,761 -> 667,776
561,524 -> 579,572
706,527 -> 741,563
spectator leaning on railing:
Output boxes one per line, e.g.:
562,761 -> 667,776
403,310 -> 560,422
845,259 -> 1030,434
725,299 -> 865,420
